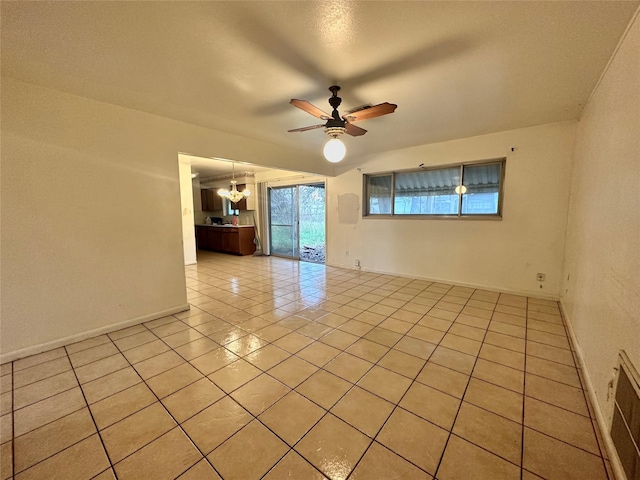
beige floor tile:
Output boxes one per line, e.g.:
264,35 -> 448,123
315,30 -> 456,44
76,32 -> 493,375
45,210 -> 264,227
147,362 -> 203,398
346,338 -> 390,363
15,434 -> 109,480
354,310 -> 386,326
323,353 -> 373,384
296,414 -> 370,480
113,331 -> 157,352
448,323 -> 485,341
114,428 -> 202,480
495,304 -> 526,317
523,428 -> 607,480
182,397 -> 252,454
483,331 -> 526,353
244,345 -> 291,370
260,391 -> 325,445
208,359 -> 262,393
273,332 -> 315,353
0,375 -> 10,396
526,356 -> 581,388
263,450 -> 326,480
69,343 -> 120,368
14,370 -> 78,409
268,356 -> 318,388
108,324 -> 147,341
130,350 -> 183,380
190,348 -> 240,375
297,323 -> 333,340
492,311 -> 527,327
174,337 -> 219,361
393,337 -> 436,360
378,349 -> 425,379
438,434 -> 520,480
429,346 -> 476,375
81,367 -> 142,404
13,356 -> 71,389
297,342 -> 342,367
101,402 -> 176,463
122,339 -> 170,364
177,459 -> 222,479
151,321 -> 190,338
14,387 -> 86,437
230,374 -> 291,415
527,319 -> 565,336
527,342 -> 575,367
13,348 -> 67,372
0,414 -> 11,445
320,329 -> 360,350
377,408 -> 448,475
479,343 -> 525,370
367,303 -> 399,317
162,378 -> 225,423
350,441 -> 431,479
331,386 -> 394,437
358,366 -> 412,404
488,321 -> 526,338
524,397 -> 599,454
253,324 -> 292,343
400,382 -> 461,430
209,420 -> 288,480
440,333 -> 482,356
464,378 -> 523,423
406,325 -> 445,344
0,391 -> 10,416
453,402 -> 522,465
472,358 -> 524,393
91,383 -> 156,430
225,334 -> 268,356
525,373 -> 588,416
455,313 -> 490,330
297,369 -> 351,409
0,441 -> 12,479
338,319 -> 374,337
75,354 -> 129,384
416,362 -> 469,398
363,327 -> 403,347
527,330 -> 570,350
14,407 -> 96,473
419,315 -> 453,332
163,328 -> 206,349
315,313 -> 350,329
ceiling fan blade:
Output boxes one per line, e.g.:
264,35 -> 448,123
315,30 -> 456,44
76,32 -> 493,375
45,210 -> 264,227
343,102 -> 397,123
287,124 -> 325,133
290,99 -> 332,120
345,123 -> 367,137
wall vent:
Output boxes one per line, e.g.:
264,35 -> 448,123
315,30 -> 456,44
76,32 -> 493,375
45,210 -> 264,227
611,350 -> 640,480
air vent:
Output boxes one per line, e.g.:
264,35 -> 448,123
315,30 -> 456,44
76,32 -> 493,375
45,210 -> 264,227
611,351 -> 640,480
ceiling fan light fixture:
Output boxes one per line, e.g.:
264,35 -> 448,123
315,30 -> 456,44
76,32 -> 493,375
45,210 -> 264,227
324,137 -> 346,163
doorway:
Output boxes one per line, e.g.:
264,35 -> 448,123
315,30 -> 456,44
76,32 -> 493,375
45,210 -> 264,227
269,183 -> 326,263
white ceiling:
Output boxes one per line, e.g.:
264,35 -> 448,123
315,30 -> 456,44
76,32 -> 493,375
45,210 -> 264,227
2,1 -> 638,167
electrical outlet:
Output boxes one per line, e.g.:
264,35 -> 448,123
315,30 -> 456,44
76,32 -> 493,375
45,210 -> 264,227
355,260 -> 361,268
536,273 -> 546,282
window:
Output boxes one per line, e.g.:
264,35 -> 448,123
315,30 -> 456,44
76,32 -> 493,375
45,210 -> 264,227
364,159 -> 504,218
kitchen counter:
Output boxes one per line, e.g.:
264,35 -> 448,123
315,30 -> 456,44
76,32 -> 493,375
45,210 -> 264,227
195,224 -> 256,255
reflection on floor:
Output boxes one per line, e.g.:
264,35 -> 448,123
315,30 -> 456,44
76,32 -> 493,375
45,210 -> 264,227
0,251 -> 613,479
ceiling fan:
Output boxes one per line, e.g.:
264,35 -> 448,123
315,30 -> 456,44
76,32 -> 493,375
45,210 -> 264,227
288,86 -> 397,162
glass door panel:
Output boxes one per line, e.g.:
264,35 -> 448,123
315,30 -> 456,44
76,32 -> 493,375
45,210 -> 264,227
298,184 -> 325,263
269,186 -> 299,258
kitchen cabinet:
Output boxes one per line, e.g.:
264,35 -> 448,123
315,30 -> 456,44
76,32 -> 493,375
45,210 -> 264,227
195,225 -> 256,256
201,188 -> 223,212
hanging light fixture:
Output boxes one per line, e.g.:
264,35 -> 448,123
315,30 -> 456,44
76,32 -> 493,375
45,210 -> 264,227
323,127 -> 346,163
217,163 -> 251,203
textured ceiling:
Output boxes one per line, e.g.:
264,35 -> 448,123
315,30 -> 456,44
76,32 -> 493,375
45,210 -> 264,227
2,1 -> 638,168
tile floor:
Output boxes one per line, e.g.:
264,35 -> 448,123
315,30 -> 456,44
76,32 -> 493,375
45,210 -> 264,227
0,252 -> 615,479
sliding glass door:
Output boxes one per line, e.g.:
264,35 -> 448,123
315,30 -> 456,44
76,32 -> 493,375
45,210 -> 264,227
269,183 -> 325,263
269,186 -> 299,258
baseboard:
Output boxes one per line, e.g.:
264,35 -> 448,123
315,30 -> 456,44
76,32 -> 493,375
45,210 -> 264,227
560,300 -> 627,480
325,261 -> 560,301
0,303 -> 191,364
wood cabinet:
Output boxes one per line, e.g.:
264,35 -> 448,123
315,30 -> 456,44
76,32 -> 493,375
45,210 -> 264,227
195,226 -> 256,256
201,188 -> 223,212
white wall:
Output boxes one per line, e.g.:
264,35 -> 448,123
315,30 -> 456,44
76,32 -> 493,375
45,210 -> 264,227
178,161 -> 197,265
326,121 -> 576,298
0,77 -> 331,360
561,12 -> 640,416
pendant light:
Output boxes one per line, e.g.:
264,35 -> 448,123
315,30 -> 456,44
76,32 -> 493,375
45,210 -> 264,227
217,163 -> 251,203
